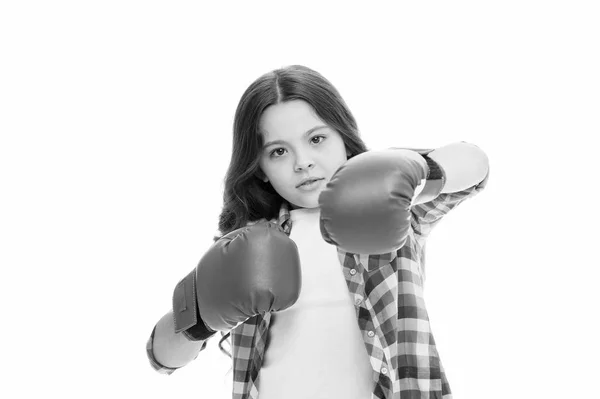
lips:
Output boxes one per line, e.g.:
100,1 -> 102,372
297,178 -> 323,188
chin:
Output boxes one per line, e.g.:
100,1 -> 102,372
290,199 -> 319,210
286,189 -> 322,210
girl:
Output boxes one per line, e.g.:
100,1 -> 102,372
147,65 -> 489,399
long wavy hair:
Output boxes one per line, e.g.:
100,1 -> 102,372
212,65 -> 369,372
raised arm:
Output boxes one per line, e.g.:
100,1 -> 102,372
428,141 -> 489,194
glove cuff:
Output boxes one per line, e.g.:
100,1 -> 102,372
181,319 -> 217,341
173,268 -> 217,341
414,153 -> 446,204
388,147 -> 447,205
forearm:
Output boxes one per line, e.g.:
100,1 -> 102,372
427,141 -> 489,194
150,310 -> 207,369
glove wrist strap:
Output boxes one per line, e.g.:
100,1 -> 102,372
173,269 -> 217,341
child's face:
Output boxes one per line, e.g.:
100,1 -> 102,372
258,100 -> 349,210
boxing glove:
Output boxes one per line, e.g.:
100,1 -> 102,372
172,221 -> 302,340
318,148 -> 446,255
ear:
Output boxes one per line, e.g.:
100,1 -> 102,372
256,169 -> 269,183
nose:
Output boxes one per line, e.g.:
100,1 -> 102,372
294,159 -> 315,172
293,147 -> 317,172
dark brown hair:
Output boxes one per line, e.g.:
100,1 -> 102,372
213,64 -> 369,368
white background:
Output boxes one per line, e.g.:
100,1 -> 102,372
1,1 -> 599,398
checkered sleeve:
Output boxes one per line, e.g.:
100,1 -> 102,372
410,167 -> 489,244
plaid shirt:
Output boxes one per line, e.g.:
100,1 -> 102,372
148,170 -> 489,399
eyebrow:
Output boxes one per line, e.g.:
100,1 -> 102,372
262,125 -> 329,150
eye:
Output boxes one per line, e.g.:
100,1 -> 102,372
311,135 -> 325,144
270,148 -> 286,157
269,135 -> 326,158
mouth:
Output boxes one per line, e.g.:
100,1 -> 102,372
297,178 -> 324,188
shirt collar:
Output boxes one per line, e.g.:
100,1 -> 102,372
277,201 -> 292,235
